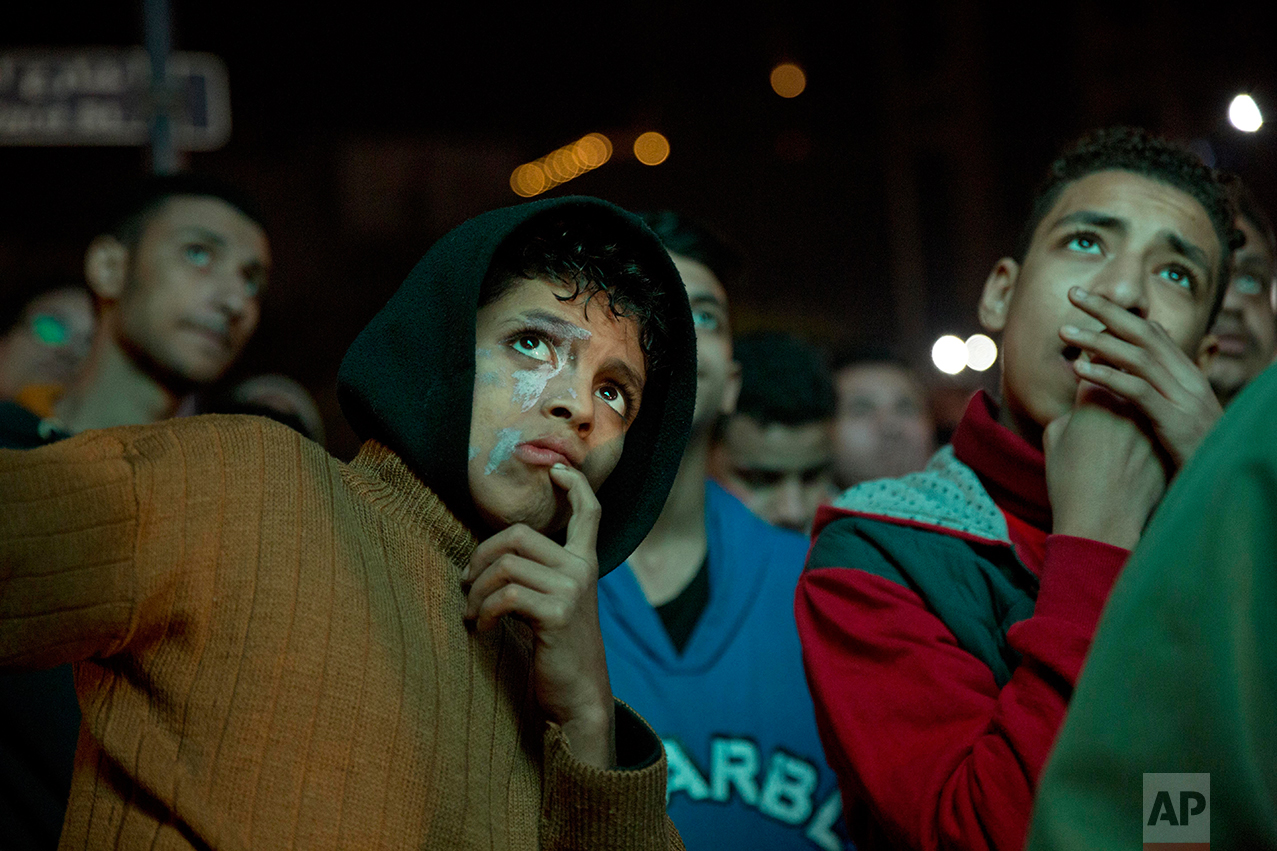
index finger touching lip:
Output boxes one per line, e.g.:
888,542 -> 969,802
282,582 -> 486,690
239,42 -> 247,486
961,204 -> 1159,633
1068,287 -> 1152,341
548,462 -> 600,558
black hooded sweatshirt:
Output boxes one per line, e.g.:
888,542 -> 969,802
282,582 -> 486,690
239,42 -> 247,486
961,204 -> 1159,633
338,195 -> 697,574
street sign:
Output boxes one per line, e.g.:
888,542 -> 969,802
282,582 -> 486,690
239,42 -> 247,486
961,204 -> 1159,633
0,48 -> 230,150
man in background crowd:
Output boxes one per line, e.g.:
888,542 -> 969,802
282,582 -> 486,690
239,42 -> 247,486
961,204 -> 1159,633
0,173 -> 270,849
829,347 -> 935,490
709,330 -> 836,533
1206,176 -> 1276,406
0,282 -> 94,403
599,211 -> 850,851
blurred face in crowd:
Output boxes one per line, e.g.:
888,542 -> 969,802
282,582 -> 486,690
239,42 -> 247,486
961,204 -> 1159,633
1207,214 -> 1277,404
93,195 -> 270,387
468,276 -> 646,534
711,415 -> 834,532
833,362 -> 934,488
0,287 -> 95,398
671,252 -> 740,433
979,170 -> 1222,441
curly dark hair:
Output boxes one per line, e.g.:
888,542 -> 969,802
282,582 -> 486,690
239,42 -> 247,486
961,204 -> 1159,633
480,211 -> 670,369
1014,127 -> 1240,318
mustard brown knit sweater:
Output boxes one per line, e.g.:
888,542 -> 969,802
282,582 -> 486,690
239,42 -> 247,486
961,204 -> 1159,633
0,414 -> 681,850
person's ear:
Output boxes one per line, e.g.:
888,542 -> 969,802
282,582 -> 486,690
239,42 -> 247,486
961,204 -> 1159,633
720,359 -> 742,416
84,236 -> 128,301
1195,333 -> 1220,374
978,258 -> 1019,333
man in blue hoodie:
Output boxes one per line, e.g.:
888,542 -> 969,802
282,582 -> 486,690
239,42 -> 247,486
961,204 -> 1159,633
599,211 -> 850,851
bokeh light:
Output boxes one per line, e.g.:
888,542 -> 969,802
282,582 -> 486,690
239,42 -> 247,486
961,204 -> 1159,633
509,133 -> 613,197
544,147 -> 581,182
1229,94 -> 1263,132
573,133 -> 612,168
510,162 -> 548,197
932,335 -> 967,375
633,131 -> 670,166
770,63 -> 807,98
965,334 -> 998,371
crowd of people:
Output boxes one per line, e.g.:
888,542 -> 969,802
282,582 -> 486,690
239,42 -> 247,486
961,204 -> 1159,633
0,125 -> 1273,850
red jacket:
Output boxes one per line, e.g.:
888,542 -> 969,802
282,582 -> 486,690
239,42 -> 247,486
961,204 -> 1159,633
796,392 -> 1126,851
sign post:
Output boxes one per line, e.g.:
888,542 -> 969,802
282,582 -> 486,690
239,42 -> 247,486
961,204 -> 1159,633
0,48 -> 231,153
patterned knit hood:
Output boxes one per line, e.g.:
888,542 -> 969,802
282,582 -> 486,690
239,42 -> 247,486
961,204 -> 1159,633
337,196 -> 696,574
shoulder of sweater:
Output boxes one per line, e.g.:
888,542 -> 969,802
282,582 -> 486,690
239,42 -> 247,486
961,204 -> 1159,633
50,414 -> 332,474
108,413 -> 320,448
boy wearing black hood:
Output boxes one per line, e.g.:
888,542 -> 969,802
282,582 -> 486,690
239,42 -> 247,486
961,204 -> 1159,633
0,197 -> 696,850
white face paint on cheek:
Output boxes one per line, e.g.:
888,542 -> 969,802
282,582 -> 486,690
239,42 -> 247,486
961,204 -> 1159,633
468,444 -> 480,460
510,338 -> 578,411
485,427 -> 522,475
512,363 -> 557,411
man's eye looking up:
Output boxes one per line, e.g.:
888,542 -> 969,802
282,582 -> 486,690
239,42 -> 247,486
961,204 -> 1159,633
1159,266 -> 1194,290
1065,233 -> 1101,254
185,244 -> 213,268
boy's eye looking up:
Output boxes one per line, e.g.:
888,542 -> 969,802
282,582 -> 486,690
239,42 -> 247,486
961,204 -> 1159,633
596,383 -> 631,419
1065,233 -> 1102,254
1159,266 -> 1194,290
185,244 -> 213,268
512,333 -> 555,363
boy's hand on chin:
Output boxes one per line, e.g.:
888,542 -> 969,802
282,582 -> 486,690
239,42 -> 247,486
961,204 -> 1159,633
1044,383 -> 1168,550
1059,287 -> 1222,469
463,463 -> 616,770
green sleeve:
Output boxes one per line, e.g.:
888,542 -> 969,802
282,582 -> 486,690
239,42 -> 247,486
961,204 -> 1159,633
1027,365 -> 1277,850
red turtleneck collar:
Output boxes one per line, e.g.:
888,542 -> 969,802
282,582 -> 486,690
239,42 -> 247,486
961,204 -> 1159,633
951,391 -> 1051,534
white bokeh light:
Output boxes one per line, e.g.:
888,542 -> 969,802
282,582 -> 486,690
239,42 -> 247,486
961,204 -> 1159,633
1229,94 -> 1263,133
965,334 -> 998,371
932,335 -> 967,375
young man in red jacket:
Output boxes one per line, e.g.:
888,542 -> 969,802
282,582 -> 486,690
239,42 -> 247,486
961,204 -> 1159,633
795,127 -> 1236,851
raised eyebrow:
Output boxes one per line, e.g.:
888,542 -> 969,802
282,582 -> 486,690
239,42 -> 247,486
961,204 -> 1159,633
1052,210 -> 1126,234
1163,232 -> 1210,272
174,226 -> 228,247
518,309 -> 588,339
688,294 -> 727,310
602,358 -> 645,396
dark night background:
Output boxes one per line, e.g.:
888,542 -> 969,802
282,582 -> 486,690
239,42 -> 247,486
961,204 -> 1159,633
3,1 -> 1275,457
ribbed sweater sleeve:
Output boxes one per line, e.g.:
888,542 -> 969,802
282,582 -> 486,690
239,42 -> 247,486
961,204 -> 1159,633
1,417 -> 681,850
0,429 -> 144,668
541,702 -> 684,850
